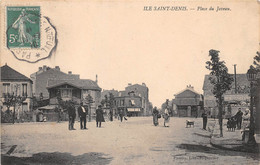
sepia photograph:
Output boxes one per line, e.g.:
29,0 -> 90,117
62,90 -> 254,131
0,0 -> 259,164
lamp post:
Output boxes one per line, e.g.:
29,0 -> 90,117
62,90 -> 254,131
246,67 -> 257,145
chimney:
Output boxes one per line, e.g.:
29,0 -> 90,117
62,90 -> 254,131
128,83 -> 132,86
38,67 -> 42,71
142,83 -> 146,86
96,74 -> 98,84
43,65 -> 47,71
234,64 -> 237,94
55,66 -> 60,71
68,71 -> 72,74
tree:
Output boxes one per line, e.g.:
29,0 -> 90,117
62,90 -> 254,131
253,51 -> 260,70
3,84 -> 26,124
84,94 -> 94,121
108,93 -> 115,121
101,93 -> 115,121
206,49 -> 233,137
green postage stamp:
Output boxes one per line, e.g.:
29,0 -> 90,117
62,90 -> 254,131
7,6 -> 41,48
6,6 -> 57,63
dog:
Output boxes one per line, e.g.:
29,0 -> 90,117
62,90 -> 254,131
186,120 -> 194,128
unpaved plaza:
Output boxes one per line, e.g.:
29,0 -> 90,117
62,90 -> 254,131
1,117 -> 259,164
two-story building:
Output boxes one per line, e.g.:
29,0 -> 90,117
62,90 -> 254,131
173,85 -> 203,117
115,90 -> 144,116
125,83 -> 151,115
30,65 -> 79,100
46,78 -> 101,116
0,64 -> 33,112
203,74 -> 250,118
101,83 -> 152,116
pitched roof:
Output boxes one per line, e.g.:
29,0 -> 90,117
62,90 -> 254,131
174,87 -> 201,97
1,64 -> 32,82
203,74 -> 250,92
46,79 -> 101,90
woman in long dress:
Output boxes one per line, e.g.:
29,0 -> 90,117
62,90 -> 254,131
242,109 -> 250,130
12,9 -> 35,46
164,108 -> 170,127
152,107 -> 159,126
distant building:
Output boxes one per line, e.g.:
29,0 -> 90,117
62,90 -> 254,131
0,64 -> 33,112
115,94 -> 143,116
101,83 -> 152,116
173,85 -> 203,117
30,65 -> 79,99
47,79 -> 101,116
203,74 -> 250,118
125,83 -> 150,115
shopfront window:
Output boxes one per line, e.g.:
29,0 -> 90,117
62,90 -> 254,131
61,89 -> 72,98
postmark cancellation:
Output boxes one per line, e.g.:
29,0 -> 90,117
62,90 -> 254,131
5,6 -> 57,63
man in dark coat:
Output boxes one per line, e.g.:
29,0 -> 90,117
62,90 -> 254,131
201,110 -> 208,130
235,108 -> 243,129
152,107 -> 159,126
119,109 -> 124,122
96,105 -> 104,127
68,104 -> 76,130
78,102 -> 88,129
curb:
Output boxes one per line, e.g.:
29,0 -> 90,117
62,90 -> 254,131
209,121 -> 259,153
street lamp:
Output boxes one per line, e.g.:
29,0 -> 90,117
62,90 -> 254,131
246,67 -> 257,145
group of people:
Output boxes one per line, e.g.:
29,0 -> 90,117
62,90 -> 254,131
67,102 -> 105,130
227,108 -> 251,131
152,107 -> 170,127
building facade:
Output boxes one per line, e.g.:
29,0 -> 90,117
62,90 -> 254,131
0,64 -> 33,112
30,65 -> 79,99
101,83 -> 152,116
124,83 -> 151,116
47,79 -> 101,116
203,74 -> 250,118
173,85 -> 203,117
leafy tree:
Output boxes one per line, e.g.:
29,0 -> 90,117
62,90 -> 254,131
206,49 -> 233,137
101,93 -> 115,121
253,51 -> 260,70
3,84 -> 26,124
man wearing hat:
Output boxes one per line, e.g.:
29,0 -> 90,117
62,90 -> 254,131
235,108 -> 243,129
78,102 -> 88,129
96,105 -> 104,127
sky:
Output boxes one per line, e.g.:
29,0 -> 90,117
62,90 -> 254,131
1,0 -> 259,107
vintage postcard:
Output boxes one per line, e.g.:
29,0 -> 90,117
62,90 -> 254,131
0,0 -> 259,164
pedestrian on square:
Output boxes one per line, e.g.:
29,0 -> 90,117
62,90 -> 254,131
152,107 -> 159,126
78,102 -> 88,130
96,105 -> 104,127
68,103 -> 76,130
227,118 -> 231,131
201,110 -> 207,130
242,109 -> 250,130
230,116 -> 236,131
234,108 -> 243,129
109,109 -> 113,121
119,109 -> 124,122
164,108 -> 170,127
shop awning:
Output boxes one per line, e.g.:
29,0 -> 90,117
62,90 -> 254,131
127,108 -> 140,112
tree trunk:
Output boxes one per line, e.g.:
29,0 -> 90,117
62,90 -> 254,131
12,104 -> 15,124
218,96 -> 223,137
